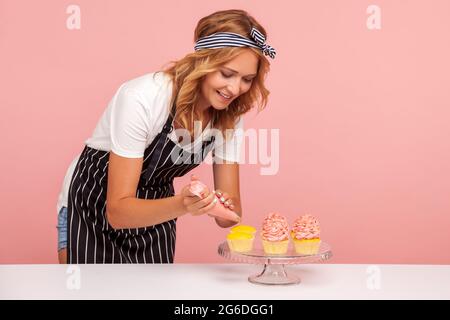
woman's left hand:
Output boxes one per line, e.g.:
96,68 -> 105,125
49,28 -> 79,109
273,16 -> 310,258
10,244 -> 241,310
214,189 -> 235,210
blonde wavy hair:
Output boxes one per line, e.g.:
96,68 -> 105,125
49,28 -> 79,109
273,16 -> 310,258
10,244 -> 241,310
153,9 -> 272,140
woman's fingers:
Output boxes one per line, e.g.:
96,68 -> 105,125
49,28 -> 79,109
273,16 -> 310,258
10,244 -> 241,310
182,185 -> 198,200
200,191 -> 216,208
190,191 -> 216,214
186,186 -> 235,216
223,199 -> 232,208
215,190 -> 232,208
197,195 -> 218,215
215,190 -> 226,202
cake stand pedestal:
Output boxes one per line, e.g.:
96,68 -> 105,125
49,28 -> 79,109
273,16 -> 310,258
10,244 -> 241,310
218,241 -> 332,285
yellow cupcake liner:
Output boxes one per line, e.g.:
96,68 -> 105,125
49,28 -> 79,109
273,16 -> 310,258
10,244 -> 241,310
261,239 -> 289,255
227,238 -> 254,252
227,231 -> 254,252
292,238 -> 321,255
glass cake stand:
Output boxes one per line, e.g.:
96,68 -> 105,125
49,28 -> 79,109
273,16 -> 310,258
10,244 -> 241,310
218,241 -> 332,285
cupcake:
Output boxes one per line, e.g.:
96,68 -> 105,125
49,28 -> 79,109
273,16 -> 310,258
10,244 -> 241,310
227,231 -> 254,252
261,213 -> 290,254
291,214 -> 321,255
230,225 -> 256,236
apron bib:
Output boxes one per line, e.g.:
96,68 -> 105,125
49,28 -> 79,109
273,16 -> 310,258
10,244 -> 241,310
67,103 -> 215,263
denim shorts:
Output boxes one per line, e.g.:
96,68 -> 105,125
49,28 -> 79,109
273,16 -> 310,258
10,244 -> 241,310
57,206 -> 68,251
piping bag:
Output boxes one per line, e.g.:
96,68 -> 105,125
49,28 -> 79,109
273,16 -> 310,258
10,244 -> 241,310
189,180 -> 241,223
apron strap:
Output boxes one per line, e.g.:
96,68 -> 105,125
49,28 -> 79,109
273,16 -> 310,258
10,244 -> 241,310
142,102 -> 176,183
141,102 -> 217,183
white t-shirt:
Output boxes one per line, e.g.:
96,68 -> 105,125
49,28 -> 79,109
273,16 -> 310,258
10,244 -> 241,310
57,71 -> 244,213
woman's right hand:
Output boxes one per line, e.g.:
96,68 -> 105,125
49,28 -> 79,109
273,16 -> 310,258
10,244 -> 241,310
179,175 -> 218,216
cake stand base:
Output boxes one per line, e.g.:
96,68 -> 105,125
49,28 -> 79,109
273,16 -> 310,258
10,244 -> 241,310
248,263 -> 301,285
218,241 -> 332,286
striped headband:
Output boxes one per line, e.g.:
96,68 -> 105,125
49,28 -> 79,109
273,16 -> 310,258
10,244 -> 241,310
194,27 -> 276,59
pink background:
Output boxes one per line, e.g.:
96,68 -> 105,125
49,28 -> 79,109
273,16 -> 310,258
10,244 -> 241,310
1,0 -> 449,264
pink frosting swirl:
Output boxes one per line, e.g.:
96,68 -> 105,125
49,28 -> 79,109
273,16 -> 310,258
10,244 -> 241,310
291,214 -> 320,240
261,212 -> 289,241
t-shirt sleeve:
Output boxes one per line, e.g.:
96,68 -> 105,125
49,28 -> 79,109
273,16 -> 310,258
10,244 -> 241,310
213,116 -> 244,163
110,85 -> 150,158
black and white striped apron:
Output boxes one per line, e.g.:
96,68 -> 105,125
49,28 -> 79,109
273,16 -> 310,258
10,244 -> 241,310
67,102 -> 215,263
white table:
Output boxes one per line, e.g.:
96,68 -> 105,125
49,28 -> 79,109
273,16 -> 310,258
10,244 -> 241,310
1,264 -> 449,300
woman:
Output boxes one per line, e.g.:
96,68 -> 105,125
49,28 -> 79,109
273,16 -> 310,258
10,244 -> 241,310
57,9 -> 276,263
